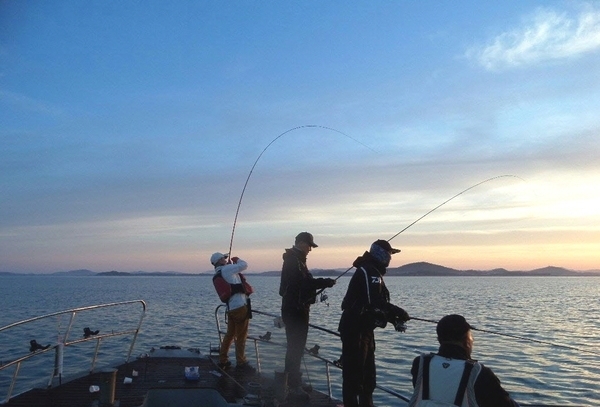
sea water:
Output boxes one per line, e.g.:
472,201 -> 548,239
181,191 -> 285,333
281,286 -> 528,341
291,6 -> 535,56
0,275 -> 598,406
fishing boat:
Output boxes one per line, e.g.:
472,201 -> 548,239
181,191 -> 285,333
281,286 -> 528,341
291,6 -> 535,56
0,300 -> 347,407
0,300 -> 579,407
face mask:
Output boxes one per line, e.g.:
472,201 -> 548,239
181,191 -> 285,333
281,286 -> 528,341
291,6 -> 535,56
369,243 -> 391,267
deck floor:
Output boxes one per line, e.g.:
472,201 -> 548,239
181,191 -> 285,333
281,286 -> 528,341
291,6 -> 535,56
3,348 -> 343,407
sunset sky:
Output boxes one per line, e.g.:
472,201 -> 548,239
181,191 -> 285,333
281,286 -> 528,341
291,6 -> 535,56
2,1 -> 600,273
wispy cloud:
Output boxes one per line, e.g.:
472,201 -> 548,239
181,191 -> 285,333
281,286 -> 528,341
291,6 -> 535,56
468,6 -> 600,70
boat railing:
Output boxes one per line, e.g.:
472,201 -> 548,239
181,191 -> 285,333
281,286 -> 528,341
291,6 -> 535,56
213,305 -> 410,403
0,300 -> 146,404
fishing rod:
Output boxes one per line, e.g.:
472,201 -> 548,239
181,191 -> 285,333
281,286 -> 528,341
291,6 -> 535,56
387,174 -> 523,242
307,175 -> 524,305
330,174 -> 524,282
410,316 -> 600,357
228,125 -> 375,257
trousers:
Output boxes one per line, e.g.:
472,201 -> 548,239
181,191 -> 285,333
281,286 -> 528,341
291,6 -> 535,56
341,327 -> 376,407
282,308 -> 309,387
219,304 -> 249,365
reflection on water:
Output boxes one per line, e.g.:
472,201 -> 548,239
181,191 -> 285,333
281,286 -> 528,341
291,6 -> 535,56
1,275 -> 598,406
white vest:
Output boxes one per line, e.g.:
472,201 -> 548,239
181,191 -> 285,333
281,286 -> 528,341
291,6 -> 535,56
408,354 -> 482,407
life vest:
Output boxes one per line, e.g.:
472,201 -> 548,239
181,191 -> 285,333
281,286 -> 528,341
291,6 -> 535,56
213,270 -> 254,303
408,354 -> 482,407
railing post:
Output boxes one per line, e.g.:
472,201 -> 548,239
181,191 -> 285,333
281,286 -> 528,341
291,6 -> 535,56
126,302 -> 146,363
64,311 -> 76,344
5,361 -> 21,403
253,339 -> 261,374
325,361 -> 332,399
90,337 -> 101,373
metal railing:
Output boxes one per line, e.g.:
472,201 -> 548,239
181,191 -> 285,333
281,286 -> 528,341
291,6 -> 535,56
0,300 -> 146,404
213,305 -> 410,403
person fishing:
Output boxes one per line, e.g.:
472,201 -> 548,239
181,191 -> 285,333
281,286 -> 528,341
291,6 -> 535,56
408,314 -> 520,407
279,232 -> 336,400
210,252 -> 255,373
338,239 -> 410,407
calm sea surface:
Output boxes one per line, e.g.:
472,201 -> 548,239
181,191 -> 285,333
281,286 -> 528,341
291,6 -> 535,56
1,275 -> 598,406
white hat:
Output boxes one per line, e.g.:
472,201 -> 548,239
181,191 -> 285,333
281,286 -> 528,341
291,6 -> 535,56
210,252 -> 228,265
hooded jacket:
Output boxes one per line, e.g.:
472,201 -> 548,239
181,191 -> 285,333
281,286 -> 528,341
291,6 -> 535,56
339,251 -> 406,333
279,247 -> 332,314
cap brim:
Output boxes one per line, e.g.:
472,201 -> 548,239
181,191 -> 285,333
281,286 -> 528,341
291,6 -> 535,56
390,248 -> 401,254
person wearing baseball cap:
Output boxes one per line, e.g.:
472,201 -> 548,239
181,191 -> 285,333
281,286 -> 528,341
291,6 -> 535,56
279,232 -> 335,400
408,314 -> 520,407
338,239 -> 410,407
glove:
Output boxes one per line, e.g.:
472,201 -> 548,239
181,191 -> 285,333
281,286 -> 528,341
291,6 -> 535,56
231,257 -> 239,264
389,306 -> 409,332
326,278 -> 336,288
389,305 -> 409,322
394,320 -> 407,333
396,307 -> 410,322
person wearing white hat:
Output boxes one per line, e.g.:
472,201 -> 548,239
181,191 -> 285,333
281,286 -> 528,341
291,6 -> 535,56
210,252 -> 255,374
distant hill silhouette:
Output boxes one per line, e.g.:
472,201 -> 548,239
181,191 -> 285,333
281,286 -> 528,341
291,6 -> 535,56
96,270 -> 187,276
1,263 -> 599,276
385,262 -> 590,276
51,269 -> 96,276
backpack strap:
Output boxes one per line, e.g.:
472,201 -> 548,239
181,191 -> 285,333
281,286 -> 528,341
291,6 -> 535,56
422,353 -> 434,400
360,267 -> 372,305
422,355 -> 474,406
453,360 -> 475,406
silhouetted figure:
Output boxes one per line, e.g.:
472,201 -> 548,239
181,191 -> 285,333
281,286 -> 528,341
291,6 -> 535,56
29,340 -> 50,352
280,232 -> 335,400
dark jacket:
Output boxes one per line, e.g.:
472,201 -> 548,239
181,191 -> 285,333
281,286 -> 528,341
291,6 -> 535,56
410,343 -> 519,407
338,251 -> 407,333
279,247 -> 332,314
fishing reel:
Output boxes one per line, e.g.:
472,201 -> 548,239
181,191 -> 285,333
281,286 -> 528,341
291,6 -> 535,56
394,320 -> 407,333
319,291 -> 329,306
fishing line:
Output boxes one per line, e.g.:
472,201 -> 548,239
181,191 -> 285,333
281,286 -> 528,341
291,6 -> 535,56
410,316 -> 600,357
228,125 -> 376,257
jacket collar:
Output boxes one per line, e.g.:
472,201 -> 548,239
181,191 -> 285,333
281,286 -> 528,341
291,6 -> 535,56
437,343 -> 473,361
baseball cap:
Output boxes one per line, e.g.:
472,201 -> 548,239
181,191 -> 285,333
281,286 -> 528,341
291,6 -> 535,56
371,239 -> 401,254
295,232 -> 318,248
210,252 -> 228,265
436,314 -> 474,342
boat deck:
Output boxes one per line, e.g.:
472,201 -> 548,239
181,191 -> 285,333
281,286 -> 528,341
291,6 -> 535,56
3,347 -> 343,407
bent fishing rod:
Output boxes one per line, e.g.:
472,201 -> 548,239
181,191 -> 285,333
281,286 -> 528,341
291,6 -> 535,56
307,175 -> 524,304
228,125 -> 375,257
333,174 -> 524,282
410,316 -> 600,357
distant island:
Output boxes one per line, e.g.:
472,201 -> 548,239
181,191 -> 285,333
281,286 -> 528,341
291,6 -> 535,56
1,262 -> 599,277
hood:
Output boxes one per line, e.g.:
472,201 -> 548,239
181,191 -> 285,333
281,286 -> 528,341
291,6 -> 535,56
283,247 -> 306,262
352,251 -> 387,275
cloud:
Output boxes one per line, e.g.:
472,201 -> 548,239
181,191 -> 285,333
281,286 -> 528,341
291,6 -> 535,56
468,6 -> 600,70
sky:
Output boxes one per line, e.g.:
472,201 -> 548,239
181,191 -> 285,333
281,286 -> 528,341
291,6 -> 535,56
1,1 -> 600,274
